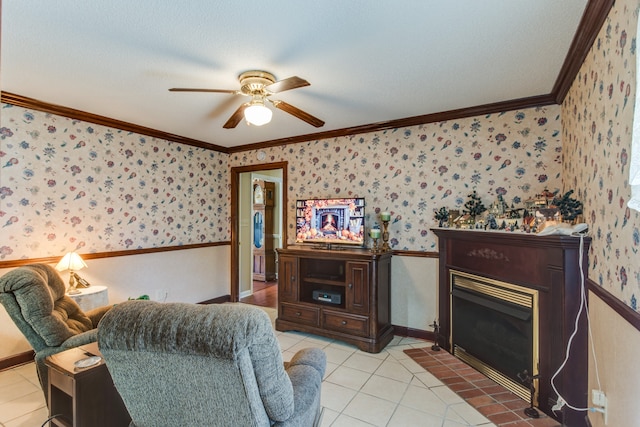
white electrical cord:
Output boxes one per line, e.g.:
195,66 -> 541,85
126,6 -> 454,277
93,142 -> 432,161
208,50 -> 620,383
550,233 -> 602,412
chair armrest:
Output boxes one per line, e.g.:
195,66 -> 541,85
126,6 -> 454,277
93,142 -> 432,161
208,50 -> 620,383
60,329 -> 98,349
286,348 -> 326,378
33,330 -> 98,362
86,305 -> 113,327
277,363 -> 323,427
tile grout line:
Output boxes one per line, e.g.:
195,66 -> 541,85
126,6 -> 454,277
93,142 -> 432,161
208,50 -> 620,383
322,340 -> 462,427
405,347 -> 561,427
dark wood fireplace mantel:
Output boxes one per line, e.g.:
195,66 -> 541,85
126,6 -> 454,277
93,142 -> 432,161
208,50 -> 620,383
432,228 -> 591,427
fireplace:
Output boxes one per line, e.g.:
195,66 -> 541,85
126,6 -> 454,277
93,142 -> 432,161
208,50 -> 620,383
432,229 -> 591,426
450,270 -> 538,403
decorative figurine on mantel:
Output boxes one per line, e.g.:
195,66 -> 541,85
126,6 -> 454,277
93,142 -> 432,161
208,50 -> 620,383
486,214 -> 499,230
434,207 -> 449,227
551,189 -> 583,223
524,188 -> 555,209
489,195 -> 509,217
463,191 -> 487,224
448,210 -> 460,228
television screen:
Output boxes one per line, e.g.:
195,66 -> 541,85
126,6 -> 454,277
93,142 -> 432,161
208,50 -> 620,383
295,198 -> 365,246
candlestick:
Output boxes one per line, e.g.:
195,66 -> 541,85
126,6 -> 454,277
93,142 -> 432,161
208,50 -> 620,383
381,219 -> 390,252
380,211 -> 391,222
370,236 -> 380,253
369,227 -> 381,252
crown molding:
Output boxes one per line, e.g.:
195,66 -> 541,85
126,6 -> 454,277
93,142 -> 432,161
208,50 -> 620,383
227,94 -> 557,153
0,92 -> 229,154
552,0 -> 616,103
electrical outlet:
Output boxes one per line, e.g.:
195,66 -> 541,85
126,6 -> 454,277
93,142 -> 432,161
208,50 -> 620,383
592,390 -> 606,406
591,390 -> 608,425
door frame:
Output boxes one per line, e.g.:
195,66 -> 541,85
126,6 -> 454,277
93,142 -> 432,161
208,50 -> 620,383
230,161 -> 288,302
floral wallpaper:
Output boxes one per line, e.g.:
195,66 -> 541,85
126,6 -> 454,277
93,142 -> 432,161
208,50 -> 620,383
0,101 -> 563,260
0,104 -> 230,260
230,105 -> 563,251
562,0 -> 640,311
0,2 -> 633,323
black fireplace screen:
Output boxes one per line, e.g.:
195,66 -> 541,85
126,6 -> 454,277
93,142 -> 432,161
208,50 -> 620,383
452,286 -> 533,385
451,273 -> 538,402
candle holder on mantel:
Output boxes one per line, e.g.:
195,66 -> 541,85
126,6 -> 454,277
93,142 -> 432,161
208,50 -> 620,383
379,212 -> 391,252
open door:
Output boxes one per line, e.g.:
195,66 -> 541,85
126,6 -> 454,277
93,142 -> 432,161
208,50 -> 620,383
230,162 -> 287,302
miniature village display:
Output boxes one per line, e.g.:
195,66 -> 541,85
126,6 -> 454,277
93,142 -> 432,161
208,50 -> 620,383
433,189 -> 583,234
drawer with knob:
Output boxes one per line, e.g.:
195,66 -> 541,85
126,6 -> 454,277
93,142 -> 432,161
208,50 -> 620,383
322,310 -> 369,337
280,302 -> 320,327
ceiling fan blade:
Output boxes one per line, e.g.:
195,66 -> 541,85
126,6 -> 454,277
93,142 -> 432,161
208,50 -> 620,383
223,103 -> 248,129
169,88 -> 238,94
207,94 -> 243,119
265,76 -> 310,93
271,100 -> 325,127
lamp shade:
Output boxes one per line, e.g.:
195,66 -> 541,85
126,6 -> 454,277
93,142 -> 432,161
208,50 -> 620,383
55,252 -> 87,272
244,100 -> 272,126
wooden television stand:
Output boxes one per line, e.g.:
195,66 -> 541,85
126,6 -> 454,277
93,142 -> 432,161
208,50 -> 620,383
275,245 -> 393,353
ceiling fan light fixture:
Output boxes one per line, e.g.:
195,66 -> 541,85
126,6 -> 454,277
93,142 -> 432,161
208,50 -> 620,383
244,98 -> 272,126
171,70 -> 322,129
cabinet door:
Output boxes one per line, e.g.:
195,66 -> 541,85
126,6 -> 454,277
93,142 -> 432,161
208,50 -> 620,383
346,262 -> 369,313
279,255 -> 298,302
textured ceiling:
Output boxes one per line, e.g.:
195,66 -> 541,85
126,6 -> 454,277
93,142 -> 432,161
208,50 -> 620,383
2,1 -> 590,150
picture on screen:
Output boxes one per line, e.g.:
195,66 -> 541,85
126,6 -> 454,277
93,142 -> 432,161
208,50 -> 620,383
295,198 -> 365,246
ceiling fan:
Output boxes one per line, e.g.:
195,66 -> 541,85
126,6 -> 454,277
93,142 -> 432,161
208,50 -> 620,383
169,70 -> 325,129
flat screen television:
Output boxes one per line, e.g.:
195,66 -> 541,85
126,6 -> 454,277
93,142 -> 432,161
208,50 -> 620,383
295,197 -> 365,246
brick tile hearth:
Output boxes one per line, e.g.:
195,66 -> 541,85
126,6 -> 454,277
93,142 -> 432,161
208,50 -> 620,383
404,346 -> 561,427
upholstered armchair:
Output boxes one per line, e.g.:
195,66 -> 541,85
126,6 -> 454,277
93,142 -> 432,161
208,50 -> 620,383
97,301 -> 326,427
0,263 -> 112,400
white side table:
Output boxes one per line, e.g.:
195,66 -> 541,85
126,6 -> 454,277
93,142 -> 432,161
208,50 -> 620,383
69,285 -> 109,312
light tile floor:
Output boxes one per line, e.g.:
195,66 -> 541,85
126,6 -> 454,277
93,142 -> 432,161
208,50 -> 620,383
0,307 -> 496,427
278,332 -> 496,427
0,363 -> 49,427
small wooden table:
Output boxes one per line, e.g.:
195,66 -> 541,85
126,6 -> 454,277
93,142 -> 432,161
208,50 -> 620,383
45,342 -> 130,427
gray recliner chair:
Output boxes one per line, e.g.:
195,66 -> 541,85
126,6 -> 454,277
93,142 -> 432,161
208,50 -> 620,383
97,301 -> 326,427
0,263 -> 112,400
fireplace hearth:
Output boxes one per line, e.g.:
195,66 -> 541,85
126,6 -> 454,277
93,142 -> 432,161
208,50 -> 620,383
433,229 -> 591,427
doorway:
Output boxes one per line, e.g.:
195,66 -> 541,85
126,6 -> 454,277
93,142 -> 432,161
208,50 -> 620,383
230,162 -> 287,307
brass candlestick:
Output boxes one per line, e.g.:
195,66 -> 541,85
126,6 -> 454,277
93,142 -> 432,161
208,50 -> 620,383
371,237 -> 380,253
370,224 -> 382,253
381,219 -> 390,252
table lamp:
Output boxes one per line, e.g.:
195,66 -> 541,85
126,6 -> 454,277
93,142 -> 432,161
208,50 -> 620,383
55,252 -> 87,295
